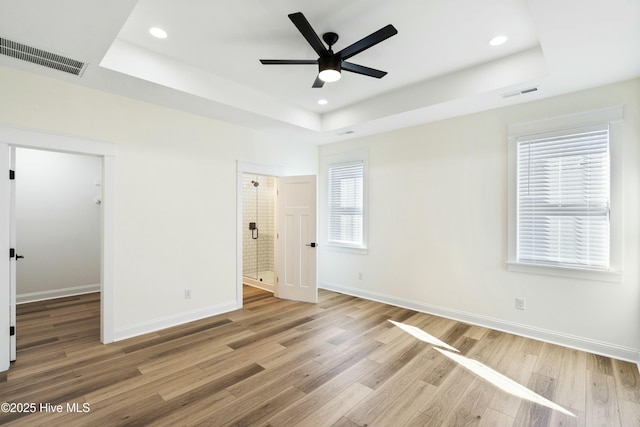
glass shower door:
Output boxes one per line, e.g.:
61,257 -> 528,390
243,175 -> 259,281
242,174 -> 276,286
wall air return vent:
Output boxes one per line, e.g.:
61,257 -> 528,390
0,37 -> 87,76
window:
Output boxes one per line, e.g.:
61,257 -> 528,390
328,160 -> 365,249
507,106 -> 623,281
516,124 -> 610,269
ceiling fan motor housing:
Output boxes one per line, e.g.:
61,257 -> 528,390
319,53 -> 341,74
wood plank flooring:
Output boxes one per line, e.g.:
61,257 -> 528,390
1,286 -> 639,426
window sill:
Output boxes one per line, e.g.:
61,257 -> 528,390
325,244 -> 368,255
506,261 -> 622,283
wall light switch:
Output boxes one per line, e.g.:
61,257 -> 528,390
515,297 -> 526,310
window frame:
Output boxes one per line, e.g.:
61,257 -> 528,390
324,150 -> 368,253
507,106 -> 623,282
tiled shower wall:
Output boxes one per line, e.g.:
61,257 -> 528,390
242,174 -> 276,281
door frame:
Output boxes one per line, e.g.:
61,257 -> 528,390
236,161 -> 283,306
0,125 -> 115,372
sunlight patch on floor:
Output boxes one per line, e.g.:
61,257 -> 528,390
388,320 -> 459,352
390,320 -> 575,417
434,348 -> 575,417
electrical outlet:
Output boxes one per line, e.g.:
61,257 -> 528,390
515,297 -> 526,310
185,289 -> 191,299
358,272 -> 363,280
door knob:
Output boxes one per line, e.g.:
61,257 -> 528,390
16,254 -> 24,260
305,243 -> 317,248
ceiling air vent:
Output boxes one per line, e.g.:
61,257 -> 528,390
501,86 -> 539,98
0,37 -> 87,76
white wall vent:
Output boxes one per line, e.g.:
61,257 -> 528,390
0,37 -> 87,76
501,86 -> 539,98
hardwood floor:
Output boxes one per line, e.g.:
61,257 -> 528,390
1,286 -> 639,426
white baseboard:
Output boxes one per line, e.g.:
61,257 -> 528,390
319,281 -> 640,365
243,278 -> 275,294
113,301 -> 240,342
17,284 -> 100,304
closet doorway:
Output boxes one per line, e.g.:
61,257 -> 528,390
1,126 -> 115,373
15,148 -> 102,304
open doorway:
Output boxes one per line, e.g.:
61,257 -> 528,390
241,173 -> 277,293
0,126 -> 115,373
236,162 -> 283,306
236,162 -> 318,307
15,148 -> 101,304
10,148 -> 102,361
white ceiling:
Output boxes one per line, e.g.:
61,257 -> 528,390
1,0 -> 639,144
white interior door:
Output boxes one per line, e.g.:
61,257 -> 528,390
276,175 -> 317,303
0,143 -> 10,372
9,147 -> 16,361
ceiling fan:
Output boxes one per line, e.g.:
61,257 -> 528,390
260,12 -> 398,88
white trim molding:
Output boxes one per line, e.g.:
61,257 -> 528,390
0,124 -> 116,347
319,281 -> 640,365
0,124 -> 115,156
113,301 -> 239,342
507,105 -> 624,138
17,284 -> 100,304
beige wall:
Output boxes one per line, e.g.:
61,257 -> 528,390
2,63 -> 638,361
0,65 -> 318,335
319,79 -> 640,361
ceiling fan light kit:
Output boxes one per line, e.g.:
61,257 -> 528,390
260,12 -> 397,88
318,52 -> 342,82
319,68 -> 341,82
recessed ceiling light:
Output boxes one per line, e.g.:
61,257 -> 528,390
318,99 -> 328,105
149,27 -> 168,39
489,35 -> 507,47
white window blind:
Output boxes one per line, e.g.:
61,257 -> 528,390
516,124 -> 610,269
328,161 -> 364,247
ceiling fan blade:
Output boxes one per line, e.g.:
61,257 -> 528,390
337,24 -> 397,61
260,59 -> 318,65
288,12 -> 327,57
342,62 -> 387,78
312,75 -> 325,88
